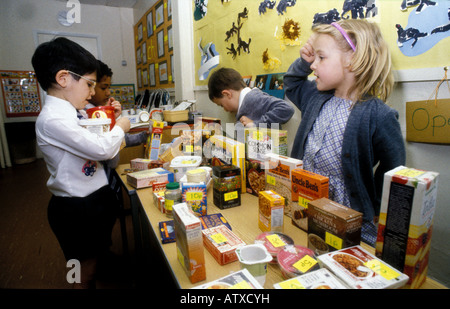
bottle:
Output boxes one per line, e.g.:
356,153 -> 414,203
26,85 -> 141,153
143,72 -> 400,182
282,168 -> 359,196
164,182 -> 181,217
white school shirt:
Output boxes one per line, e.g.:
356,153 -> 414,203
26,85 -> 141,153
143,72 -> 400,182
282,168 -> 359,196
36,95 -> 125,197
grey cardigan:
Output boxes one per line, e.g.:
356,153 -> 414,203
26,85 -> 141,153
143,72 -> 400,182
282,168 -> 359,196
284,58 -> 406,223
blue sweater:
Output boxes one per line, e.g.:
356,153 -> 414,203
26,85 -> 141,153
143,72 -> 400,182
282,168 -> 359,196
236,88 -> 294,128
284,57 -> 406,224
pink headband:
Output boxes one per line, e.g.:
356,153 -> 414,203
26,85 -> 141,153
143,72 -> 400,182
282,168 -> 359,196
331,22 -> 356,51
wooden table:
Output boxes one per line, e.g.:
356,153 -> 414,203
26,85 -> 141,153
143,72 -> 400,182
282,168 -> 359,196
116,164 -> 447,289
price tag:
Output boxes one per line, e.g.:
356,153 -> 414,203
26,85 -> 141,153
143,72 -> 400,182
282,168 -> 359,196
224,191 -> 238,201
211,233 -> 227,244
165,199 -> 174,211
394,168 -> 425,178
325,232 -> 343,250
278,278 -> 305,289
252,131 -> 264,141
266,234 -> 286,247
186,192 -> 203,201
293,255 -> 318,273
364,259 -> 401,281
298,196 -> 310,208
229,280 -> 253,289
266,175 -> 276,185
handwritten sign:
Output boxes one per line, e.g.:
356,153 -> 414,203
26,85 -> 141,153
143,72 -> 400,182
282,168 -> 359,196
406,99 -> 450,144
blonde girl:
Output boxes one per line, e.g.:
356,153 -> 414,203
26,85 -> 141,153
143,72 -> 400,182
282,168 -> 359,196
284,19 -> 405,246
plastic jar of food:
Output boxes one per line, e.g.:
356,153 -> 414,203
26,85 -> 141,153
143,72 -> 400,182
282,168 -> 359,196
79,118 -> 111,135
164,182 -> 181,217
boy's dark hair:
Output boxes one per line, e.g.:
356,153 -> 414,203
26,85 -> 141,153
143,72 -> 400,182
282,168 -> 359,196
31,37 -> 98,91
208,67 -> 246,100
96,60 -> 113,82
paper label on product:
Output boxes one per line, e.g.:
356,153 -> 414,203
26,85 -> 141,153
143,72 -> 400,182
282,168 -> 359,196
165,199 -> 174,210
266,234 -> 286,247
186,192 -> 204,201
224,191 -> 238,201
298,196 -> 310,208
266,175 -> 276,185
211,233 -> 228,244
394,168 -> 425,178
293,255 -> 318,273
252,131 -> 264,141
364,259 -> 401,281
230,280 -> 253,289
325,232 -> 343,250
278,278 -> 305,289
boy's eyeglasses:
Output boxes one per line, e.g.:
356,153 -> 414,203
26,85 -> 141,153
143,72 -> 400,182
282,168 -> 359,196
66,70 -> 97,89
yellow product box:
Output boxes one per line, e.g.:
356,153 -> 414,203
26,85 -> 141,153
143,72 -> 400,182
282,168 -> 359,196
244,127 -> 288,161
258,190 -> 285,233
209,135 -> 246,193
375,166 -> 439,289
173,203 -> 206,284
202,224 -> 246,265
291,168 -> 329,232
264,153 -> 303,217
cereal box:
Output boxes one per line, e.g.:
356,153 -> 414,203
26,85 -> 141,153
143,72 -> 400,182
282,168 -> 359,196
308,198 -> 362,254
245,159 -> 265,196
291,168 -> 329,232
126,168 -> 174,189
264,153 -> 303,217
258,190 -> 285,233
202,225 -> 246,265
199,213 -> 232,231
173,203 -> 206,283
318,246 -> 409,289
245,127 -> 288,161
375,166 -> 439,289
181,183 -> 207,216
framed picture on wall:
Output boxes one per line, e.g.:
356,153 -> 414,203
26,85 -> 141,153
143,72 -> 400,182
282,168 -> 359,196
142,42 -> 147,64
146,11 -> 153,37
159,60 -> 168,84
168,25 -> 173,52
143,68 -> 148,86
157,29 -> 165,58
155,1 -> 164,29
137,23 -> 143,42
136,47 -> 141,64
149,63 -> 156,87
167,0 -> 172,21
137,68 -> 142,88
170,54 -> 174,84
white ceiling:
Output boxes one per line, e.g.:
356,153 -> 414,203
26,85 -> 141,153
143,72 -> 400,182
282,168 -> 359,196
56,0 -> 137,8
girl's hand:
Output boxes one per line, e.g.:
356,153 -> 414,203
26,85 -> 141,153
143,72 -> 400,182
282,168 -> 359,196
108,97 -> 122,119
300,36 -> 316,64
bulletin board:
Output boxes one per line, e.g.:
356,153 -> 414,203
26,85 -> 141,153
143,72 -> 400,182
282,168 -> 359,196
0,70 -> 42,117
134,0 -> 174,92
110,84 -> 136,110
193,0 -> 450,87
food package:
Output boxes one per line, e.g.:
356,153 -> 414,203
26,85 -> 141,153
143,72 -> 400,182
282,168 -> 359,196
152,181 -> 168,213
159,220 -> 175,244
245,159 -> 265,196
181,182 -> 207,216
255,232 -> 294,264
173,203 -> 206,283
170,155 -> 202,182
307,198 -> 362,254
209,135 -> 246,193
277,245 -> 320,279
318,246 -> 409,289
126,167 -> 174,189
147,120 -> 164,160
202,225 -> 246,265
264,153 -> 303,217
291,168 -> 329,231
375,166 -> 439,289
192,268 -> 263,289
258,190 -> 285,233
273,268 -> 348,289
199,213 -> 232,231
130,158 -> 168,171
244,127 -> 288,161
212,165 -> 241,209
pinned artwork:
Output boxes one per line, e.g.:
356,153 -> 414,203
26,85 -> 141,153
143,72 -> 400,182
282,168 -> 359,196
198,38 -> 220,80
259,0 -> 276,15
276,19 -> 301,51
262,48 -> 281,71
276,0 -> 297,15
225,7 -> 251,60
194,0 -> 208,21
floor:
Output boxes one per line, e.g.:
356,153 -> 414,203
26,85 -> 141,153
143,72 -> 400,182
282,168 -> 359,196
0,158 -> 136,289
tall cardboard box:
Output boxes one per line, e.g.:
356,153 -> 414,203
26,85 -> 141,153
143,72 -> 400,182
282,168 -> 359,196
375,166 -> 439,289
291,168 -> 329,231
173,203 -> 206,283
244,127 -> 288,161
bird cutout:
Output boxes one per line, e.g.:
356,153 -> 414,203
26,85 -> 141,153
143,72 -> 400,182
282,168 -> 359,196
341,0 -> 378,20
400,0 -> 437,13
313,8 -> 341,25
276,0 -> 296,15
262,48 -> 281,71
276,19 -> 301,51
225,7 -> 251,59
259,0 -> 276,15
396,24 -> 427,48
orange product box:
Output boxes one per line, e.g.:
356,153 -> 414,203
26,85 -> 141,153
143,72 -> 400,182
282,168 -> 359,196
291,168 -> 329,232
258,190 -> 285,233
375,166 -> 439,289
202,225 -> 246,265
173,203 -> 206,283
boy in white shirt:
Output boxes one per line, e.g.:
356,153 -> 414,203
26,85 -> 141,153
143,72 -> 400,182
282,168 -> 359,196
32,37 -> 130,288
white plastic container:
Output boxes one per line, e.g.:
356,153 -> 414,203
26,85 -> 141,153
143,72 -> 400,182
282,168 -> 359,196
79,118 -> 111,135
236,244 -> 273,286
170,156 -> 202,181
